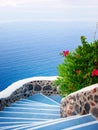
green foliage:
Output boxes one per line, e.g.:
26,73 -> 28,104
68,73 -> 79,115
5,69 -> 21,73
55,36 -> 98,96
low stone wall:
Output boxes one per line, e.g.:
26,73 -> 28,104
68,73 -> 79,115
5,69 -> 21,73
0,80 -> 59,111
60,83 -> 98,119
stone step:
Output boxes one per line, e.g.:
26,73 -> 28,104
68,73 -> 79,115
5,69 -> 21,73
3,107 -> 60,114
9,103 -> 59,109
13,118 -> 66,130
64,120 -> 98,130
48,95 -> 62,104
26,93 -> 60,106
0,93 -> 97,130
0,119 -> 63,130
0,117 -> 50,122
0,111 -> 60,119
32,114 -> 95,130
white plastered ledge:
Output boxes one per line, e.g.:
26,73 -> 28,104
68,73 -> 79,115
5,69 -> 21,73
69,83 -> 98,96
0,76 -> 57,99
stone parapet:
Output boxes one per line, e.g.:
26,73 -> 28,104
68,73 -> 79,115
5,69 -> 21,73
60,83 -> 98,119
0,79 -> 59,111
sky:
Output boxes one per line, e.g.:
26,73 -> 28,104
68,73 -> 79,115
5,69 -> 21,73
0,0 -> 98,23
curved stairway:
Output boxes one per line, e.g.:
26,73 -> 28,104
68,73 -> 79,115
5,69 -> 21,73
0,94 -> 98,130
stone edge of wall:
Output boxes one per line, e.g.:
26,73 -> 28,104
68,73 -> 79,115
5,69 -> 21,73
60,83 -> 98,119
0,79 -> 59,111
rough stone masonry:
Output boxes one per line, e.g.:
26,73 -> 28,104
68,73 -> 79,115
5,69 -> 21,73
60,83 -> 98,119
0,80 -> 59,111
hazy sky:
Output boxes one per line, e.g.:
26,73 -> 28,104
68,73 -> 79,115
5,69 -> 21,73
0,0 -> 98,23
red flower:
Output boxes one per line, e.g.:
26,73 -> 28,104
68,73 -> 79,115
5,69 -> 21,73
92,72 -> 95,77
63,50 -> 69,56
95,69 -> 98,76
92,69 -> 96,77
75,70 -> 79,74
92,68 -> 98,77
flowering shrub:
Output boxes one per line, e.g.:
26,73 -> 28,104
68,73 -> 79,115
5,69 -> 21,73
55,36 -> 98,96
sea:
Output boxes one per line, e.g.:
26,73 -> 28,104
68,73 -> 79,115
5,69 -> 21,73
0,21 -> 97,91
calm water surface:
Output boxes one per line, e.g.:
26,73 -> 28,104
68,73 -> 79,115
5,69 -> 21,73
0,21 -> 96,91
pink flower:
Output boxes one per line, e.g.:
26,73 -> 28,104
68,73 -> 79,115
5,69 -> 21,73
63,50 -> 69,57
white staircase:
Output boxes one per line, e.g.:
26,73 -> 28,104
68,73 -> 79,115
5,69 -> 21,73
0,94 -> 98,130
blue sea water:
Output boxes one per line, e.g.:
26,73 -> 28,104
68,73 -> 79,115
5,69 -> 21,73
0,21 -> 96,91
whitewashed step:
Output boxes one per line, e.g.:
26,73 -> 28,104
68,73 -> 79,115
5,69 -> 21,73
26,93 -> 60,106
32,114 -> 96,130
0,94 -> 97,130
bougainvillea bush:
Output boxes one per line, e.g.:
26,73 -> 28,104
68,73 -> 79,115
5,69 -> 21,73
55,36 -> 98,96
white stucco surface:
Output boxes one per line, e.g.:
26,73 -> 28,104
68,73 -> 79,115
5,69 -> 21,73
0,76 -> 57,98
